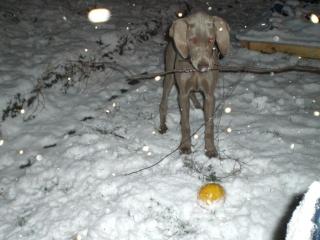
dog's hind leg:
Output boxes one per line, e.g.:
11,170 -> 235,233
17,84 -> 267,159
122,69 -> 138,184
203,93 -> 218,158
159,42 -> 175,134
190,93 -> 202,109
159,76 -> 174,134
179,91 -> 192,154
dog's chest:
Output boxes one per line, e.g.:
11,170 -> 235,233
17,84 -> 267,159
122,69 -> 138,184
178,72 -> 217,93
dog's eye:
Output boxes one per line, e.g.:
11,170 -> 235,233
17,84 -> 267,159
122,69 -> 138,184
208,37 -> 215,44
189,37 -> 198,44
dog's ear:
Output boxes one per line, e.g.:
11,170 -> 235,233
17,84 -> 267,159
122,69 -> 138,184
169,19 -> 188,59
212,16 -> 230,57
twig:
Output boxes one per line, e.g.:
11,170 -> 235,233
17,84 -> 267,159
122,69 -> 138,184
126,68 -> 211,81
216,155 -> 245,180
67,60 -> 135,77
24,79 -> 46,120
126,63 -> 320,82
220,64 -> 320,74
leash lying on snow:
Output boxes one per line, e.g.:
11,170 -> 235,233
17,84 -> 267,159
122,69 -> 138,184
126,64 -> 320,82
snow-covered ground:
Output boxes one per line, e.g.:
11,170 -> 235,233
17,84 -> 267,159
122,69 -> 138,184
237,0 -> 320,47
0,0 -> 319,239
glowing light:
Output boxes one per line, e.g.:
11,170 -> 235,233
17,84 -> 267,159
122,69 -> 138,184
112,102 -> 117,108
152,131 -> 156,135
310,13 -> 319,24
62,16 -> 67,21
20,109 -> 25,114
147,152 -> 152,156
273,35 -> 280,42
84,48 -> 88,52
261,23 -> 266,26
224,107 -> 232,114
88,8 -> 111,23
95,26 -> 98,29
0,139 -> 4,146
177,12 -> 184,18
226,127 -> 232,133
208,6 -> 212,11
194,134 -> 199,140
154,75 -> 161,81
126,26 -> 130,30
298,56 -> 302,60
105,109 -> 110,114
36,154 -> 43,161
67,77 -> 71,81
18,150 -> 24,155
142,145 -> 149,152
314,111 -> 320,117
219,27 -> 223,31
290,143 -> 295,150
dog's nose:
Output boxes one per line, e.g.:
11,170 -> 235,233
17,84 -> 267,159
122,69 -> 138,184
197,62 -> 209,72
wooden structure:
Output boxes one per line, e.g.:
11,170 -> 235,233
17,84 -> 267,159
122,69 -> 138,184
239,40 -> 320,59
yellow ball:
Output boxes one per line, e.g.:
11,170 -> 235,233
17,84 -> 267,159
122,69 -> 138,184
198,183 -> 225,205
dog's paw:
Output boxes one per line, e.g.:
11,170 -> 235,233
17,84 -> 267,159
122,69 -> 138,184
180,146 -> 192,155
159,125 -> 168,134
205,148 -> 218,158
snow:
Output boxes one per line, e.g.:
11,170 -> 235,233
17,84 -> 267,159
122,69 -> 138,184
237,17 -> 320,47
237,0 -> 320,47
0,0 -> 319,240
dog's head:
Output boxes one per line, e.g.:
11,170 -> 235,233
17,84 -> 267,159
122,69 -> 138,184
169,12 -> 230,72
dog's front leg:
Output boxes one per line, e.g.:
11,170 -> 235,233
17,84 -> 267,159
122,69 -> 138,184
179,92 -> 192,154
203,93 -> 218,158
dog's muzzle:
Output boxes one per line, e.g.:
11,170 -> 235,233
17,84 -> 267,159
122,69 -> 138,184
197,62 -> 210,72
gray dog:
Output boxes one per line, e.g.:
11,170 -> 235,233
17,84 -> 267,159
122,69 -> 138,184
159,12 -> 230,158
